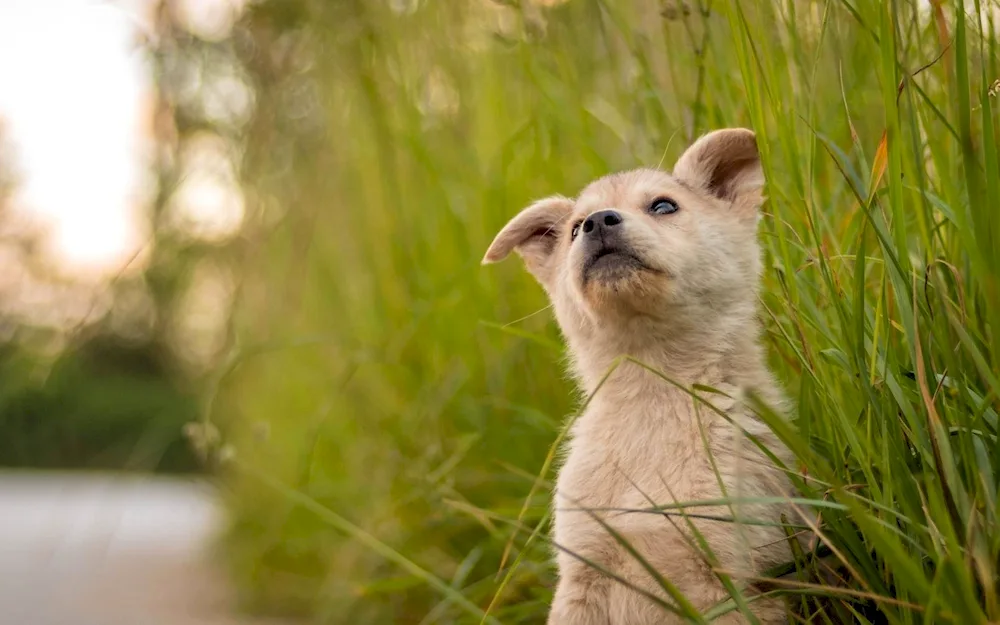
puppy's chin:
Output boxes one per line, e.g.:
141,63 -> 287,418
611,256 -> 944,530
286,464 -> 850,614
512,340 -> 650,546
579,253 -> 669,316
584,251 -> 645,282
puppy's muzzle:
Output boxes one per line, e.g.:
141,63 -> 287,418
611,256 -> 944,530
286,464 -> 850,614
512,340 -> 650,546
580,209 -> 647,280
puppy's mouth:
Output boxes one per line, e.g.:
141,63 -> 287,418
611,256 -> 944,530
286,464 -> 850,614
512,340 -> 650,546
582,246 -> 651,283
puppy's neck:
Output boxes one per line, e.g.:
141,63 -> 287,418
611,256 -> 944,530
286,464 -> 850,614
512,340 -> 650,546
566,303 -> 766,399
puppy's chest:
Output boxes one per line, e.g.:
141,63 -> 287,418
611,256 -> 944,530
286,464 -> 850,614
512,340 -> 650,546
560,397 -> 739,508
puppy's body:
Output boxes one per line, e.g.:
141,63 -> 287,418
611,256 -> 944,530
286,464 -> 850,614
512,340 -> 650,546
551,328 -> 794,624
484,129 -> 801,624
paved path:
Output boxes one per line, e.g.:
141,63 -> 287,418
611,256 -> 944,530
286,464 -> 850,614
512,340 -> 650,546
0,471 -> 293,625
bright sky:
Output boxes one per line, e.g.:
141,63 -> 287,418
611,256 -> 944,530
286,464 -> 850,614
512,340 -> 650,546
0,0 -> 243,280
0,0 -> 153,277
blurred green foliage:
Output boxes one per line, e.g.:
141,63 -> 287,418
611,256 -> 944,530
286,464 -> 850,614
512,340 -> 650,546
147,0 -> 1000,623
0,334 -> 200,472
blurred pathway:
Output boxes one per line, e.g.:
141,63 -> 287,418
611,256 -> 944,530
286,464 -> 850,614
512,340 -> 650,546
0,471 -> 292,625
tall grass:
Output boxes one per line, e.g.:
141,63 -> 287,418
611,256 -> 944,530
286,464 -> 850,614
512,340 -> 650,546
207,0 -> 1000,622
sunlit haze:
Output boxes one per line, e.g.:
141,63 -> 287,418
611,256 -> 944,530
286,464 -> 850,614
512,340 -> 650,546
0,0 -> 153,277
0,0 -> 244,280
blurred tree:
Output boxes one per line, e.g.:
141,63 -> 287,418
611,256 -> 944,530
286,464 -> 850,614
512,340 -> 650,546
0,9 -> 231,473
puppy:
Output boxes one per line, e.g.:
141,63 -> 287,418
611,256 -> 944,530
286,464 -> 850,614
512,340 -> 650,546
483,128 -> 801,624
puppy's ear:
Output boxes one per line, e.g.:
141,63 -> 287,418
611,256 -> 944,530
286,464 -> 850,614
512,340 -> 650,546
672,128 -> 764,214
482,195 -> 574,284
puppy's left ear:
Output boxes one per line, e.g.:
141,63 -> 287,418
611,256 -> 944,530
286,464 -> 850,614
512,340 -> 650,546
482,195 -> 574,286
672,128 -> 764,214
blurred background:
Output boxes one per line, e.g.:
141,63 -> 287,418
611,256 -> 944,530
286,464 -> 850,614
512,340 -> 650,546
0,1 -> 261,623
1,0 -> 997,624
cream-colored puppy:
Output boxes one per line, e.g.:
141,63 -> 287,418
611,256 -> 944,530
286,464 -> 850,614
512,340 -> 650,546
483,129 -> 801,624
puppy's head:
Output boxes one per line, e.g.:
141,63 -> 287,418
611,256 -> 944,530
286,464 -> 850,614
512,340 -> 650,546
484,128 -> 766,340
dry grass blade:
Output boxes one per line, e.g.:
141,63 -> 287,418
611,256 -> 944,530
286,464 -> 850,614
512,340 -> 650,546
868,43 -> 952,201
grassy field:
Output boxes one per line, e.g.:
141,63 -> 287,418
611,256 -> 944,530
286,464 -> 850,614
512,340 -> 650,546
204,1 -> 1000,622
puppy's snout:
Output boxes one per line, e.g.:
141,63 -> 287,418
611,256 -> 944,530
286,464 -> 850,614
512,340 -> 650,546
582,209 -> 623,236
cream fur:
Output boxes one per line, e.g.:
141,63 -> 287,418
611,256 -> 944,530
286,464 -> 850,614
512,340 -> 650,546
484,128 -> 803,624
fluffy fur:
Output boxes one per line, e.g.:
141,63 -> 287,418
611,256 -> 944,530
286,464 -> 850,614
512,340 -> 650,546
484,128 -> 804,624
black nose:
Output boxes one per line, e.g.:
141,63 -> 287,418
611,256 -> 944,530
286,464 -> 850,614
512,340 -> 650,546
582,209 -> 623,235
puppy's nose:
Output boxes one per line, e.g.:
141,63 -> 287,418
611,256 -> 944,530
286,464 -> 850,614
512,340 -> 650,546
582,209 -> 623,236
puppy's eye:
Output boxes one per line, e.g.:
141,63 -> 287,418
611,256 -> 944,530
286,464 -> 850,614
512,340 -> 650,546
570,221 -> 582,239
649,198 -> 679,215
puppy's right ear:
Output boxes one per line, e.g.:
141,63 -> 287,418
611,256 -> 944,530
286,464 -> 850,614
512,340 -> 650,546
482,195 -> 574,284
